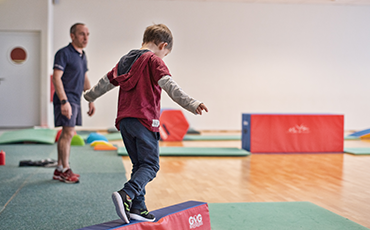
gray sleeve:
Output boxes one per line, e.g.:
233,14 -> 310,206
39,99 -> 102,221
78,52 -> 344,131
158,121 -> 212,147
83,74 -> 116,102
158,75 -> 201,115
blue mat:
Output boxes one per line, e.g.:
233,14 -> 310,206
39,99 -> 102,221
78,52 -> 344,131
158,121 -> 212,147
348,129 -> 370,137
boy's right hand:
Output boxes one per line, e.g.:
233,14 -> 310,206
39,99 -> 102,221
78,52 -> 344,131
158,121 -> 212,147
196,103 -> 208,115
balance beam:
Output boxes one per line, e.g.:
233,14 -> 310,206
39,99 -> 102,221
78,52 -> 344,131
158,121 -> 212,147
79,201 -> 210,230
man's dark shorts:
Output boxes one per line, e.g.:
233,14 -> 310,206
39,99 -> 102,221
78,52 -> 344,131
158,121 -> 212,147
54,102 -> 82,127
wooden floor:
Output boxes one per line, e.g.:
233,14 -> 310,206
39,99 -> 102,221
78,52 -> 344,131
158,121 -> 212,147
114,131 -> 370,228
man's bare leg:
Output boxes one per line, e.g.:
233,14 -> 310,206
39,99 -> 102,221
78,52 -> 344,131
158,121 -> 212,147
57,126 -> 75,169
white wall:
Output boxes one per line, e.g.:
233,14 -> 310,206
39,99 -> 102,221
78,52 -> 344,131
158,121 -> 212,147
0,0 -> 53,127
52,1 -> 370,131
2,0 -> 370,131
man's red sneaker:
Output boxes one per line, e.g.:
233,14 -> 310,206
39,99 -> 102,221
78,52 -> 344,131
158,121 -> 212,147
53,168 -> 80,180
60,169 -> 79,184
68,168 -> 80,178
53,169 -> 61,180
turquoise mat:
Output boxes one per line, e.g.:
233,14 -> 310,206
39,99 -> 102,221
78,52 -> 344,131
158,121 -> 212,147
344,135 -> 360,140
118,146 -> 250,156
344,147 -> 370,155
0,144 -> 126,230
0,128 -> 57,144
209,202 -> 369,230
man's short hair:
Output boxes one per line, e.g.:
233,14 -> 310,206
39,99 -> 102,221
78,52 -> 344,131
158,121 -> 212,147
143,24 -> 173,51
70,23 -> 85,35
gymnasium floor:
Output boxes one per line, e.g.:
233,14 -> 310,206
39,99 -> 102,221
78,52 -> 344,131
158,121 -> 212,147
113,130 -> 370,229
1,129 -> 369,229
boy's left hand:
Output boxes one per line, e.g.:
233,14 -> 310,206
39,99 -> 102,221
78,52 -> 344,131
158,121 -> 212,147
196,103 -> 208,115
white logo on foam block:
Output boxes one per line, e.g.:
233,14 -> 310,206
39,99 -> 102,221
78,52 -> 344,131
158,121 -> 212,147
288,124 -> 310,134
189,214 -> 203,229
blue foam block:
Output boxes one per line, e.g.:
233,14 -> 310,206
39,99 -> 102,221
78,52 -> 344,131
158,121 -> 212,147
348,128 -> 370,137
86,133 -> 108,144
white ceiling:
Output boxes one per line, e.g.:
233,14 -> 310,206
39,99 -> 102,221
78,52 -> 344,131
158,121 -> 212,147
161,0 -> 370,5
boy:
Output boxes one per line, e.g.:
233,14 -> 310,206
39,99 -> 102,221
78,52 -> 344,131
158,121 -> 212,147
84,24 -> 208,223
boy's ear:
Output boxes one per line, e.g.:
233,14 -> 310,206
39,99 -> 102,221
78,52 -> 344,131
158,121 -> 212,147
159,42 -> 168,50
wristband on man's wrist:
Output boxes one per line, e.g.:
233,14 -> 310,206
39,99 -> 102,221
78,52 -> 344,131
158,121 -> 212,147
61,99 -> 68,105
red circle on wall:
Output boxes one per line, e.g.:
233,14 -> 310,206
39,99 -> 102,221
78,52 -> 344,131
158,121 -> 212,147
10,47 -> 27,64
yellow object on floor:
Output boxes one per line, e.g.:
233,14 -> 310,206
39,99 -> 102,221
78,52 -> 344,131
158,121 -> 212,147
90,140 -> 111,147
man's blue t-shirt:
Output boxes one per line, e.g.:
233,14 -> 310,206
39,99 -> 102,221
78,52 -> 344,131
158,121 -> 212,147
53,43 -> 88,105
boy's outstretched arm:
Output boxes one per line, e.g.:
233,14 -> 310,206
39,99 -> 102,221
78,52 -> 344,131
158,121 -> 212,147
158,75 -> 208,115
84,74 -> 116,102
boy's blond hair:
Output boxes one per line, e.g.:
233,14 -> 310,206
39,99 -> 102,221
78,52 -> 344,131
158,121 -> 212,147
143,24 -> 173,51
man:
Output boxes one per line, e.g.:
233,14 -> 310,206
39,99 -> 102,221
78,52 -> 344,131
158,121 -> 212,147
52,23 -> 95,183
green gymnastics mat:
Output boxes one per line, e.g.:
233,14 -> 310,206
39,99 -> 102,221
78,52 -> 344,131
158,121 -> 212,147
209,202 -> 369,230
103,132 -> 122,141
117,147 -> 250,156
0,128 -> 57,144
0,144 -> 127,230
344,147 -> 370,155
344,135 -> 360,140
103,133 -> 242,141
183,135 -> 241,141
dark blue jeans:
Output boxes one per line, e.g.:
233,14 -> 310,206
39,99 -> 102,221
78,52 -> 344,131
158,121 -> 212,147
119,118 -> 160,210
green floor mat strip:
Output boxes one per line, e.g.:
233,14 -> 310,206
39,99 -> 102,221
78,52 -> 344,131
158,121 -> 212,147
183,135 -> 241,141
118,146 -> 250,156
344,147 -> 370,155
102,133 -> 242,141
104,132 -> 122,141
0,144 -> 56,207
344,135 -> 360,140
0,144 -> 126,230
0,128 -> 57,144
209,202 -> 368,230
